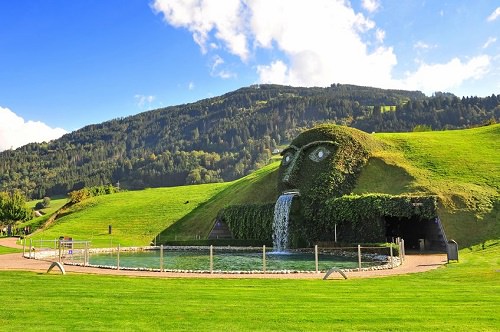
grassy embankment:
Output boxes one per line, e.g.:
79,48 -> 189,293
0,241 -> 498,331
369,124 -> 499,246
25,125 -> 498,248
25,162 -> 279,247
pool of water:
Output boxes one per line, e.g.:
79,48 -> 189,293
89,249 -> 383,272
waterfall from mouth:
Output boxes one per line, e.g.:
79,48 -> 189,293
272,193 -> 296,252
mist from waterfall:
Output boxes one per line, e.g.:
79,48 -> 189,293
273,193 -> 295,252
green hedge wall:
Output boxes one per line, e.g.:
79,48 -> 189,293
219,194 -> 438,246
218,203 -> 275,241
308,194 -> 438,243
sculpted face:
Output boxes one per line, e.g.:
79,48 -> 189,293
278,125 -> 369,200
278,139 -> 337,196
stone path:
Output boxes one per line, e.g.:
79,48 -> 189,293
0,237 -> 447,279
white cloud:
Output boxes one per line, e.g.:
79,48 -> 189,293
375,28 -> 385,43
257,60 -> 289,84
487,7 -> 500,22
483,37 -> 497,49
400,55 -> 491,94
153,0 -> 494,95
0,106 -> 67,152
134,94 -> 155,108
362,0 -> 380,13
210,55 -> 236,79
413,41 -> 436,50
151,0 -> 249,60
188,81 -> 195,90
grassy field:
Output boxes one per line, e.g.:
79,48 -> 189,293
18,197 -> 69,231
0,241 -> 498,331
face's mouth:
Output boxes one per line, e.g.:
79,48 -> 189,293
282,189 -> 300,196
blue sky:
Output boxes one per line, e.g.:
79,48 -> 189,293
0,0 -> 499,151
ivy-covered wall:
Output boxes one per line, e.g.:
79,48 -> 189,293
218,203 -> 274,242
218,194 -> 438,245
308,194 -> 438,244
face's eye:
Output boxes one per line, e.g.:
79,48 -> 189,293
308,146 -> 330,162
282,152 -> 294,166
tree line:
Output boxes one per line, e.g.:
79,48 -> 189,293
0,84 -> 498,199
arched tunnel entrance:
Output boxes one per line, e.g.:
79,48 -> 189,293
385,216 -> 447,252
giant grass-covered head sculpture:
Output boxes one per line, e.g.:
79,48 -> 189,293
278,125 -> 373,244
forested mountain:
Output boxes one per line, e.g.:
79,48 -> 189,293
1,84 -> 499,199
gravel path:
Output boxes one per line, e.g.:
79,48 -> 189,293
0,237 -> 447,279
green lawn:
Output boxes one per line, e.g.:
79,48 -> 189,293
0,244 -> 21,255
0,242 -> 498,331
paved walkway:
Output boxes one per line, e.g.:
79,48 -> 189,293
0,237 -> 447,279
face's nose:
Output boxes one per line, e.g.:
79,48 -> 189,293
281,154 -> 301,188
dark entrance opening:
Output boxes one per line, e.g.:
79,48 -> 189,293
385,216 -> 446,252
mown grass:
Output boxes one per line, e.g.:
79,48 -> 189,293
0,245 -> 21,255
0,242 -> 498,331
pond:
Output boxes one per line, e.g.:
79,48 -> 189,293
88,248 -> 385,272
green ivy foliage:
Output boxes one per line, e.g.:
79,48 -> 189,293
218,203 -> 274,241
219,194 -> 437,245
308,194 -> 438,243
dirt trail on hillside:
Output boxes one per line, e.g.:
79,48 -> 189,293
0,237 -> 447,279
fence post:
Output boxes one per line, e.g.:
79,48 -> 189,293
390,245 -> 394,268
262,245 -> 266,273
209,245 -> 213,274
84,241 -> 88,266
117,244 -> 120,270
160,244 -> 164,272
358,244 -> 362,271
315,245 -> 319,273
22,238 -> 25,258
58,239 -> 62,263
29,238 -> 33,259
401,239 -> 405,262
334,224 -> 337,243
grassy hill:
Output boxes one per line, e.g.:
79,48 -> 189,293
26,125 -> 499,248
370,124 -> 499,246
